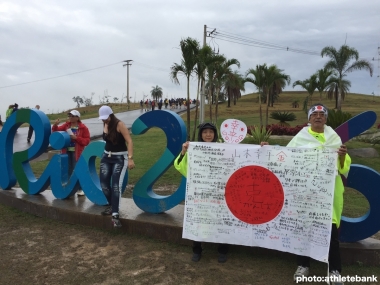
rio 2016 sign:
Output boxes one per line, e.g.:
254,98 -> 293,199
0,109 -> 379,243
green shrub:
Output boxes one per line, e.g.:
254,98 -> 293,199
326,109 -> 352,129
270,111 -> 296,126
248,126 -> 272,144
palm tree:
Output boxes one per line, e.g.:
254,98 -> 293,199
321,45 -> 373,110
214,58 -> 240,125
326,75 -> 351,109
204,53 -> 226,122
315,67 -> 334,100
170,37 -> 199,139
223,70 -> 245,107
262,65 -> 290,126
293,74 -> 318,111
191,45 -> 213,140
245,64 -> 266,127
265,73 -> 289,107
150,85 -> 163,101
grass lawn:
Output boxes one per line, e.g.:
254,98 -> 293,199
28,91 -> 380,219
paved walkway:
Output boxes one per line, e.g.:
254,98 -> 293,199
11,106 -> 193,154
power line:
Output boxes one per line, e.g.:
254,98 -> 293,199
206,27 -> 320,56
0,61 -> 125,89
0,60 -> 171,89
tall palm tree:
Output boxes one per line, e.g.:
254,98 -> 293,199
223,70 -> 245,107
262,65 -> 290,126
170,37 -> 199,139
204,53 -> 226,122
214,58 -> 240,125
150,85 -> 163,101
321,45 -> 373,110
293,74 -> 318,111
265,74 -> 289,107
315,67 -> 334,100
326,75 -> 351,109
245,64 -> 266,127
191,45 -> 213,140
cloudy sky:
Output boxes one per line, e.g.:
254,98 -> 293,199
1,0 -> 379,119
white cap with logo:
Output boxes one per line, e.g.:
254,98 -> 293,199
68,110 -> 81,117
98,105 -> 113,120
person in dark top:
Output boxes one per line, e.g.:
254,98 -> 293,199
174,122 -> 229,263
98,105 -> 135,228
12,103 -> 19,114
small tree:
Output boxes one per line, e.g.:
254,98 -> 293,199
72,96 -> 83,108
82,92 -> 94,107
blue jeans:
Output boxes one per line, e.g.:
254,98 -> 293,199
99,153 -> 128,215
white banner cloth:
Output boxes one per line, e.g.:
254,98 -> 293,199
182,142 -> 338,263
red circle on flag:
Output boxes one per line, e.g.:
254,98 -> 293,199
225,166 -> 284,225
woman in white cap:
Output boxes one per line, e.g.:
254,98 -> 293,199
98,105 -> 135,228
52,110 -> 90,196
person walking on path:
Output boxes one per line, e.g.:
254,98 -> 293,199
5,105 -> 14,120
98,105 -> 135,228
52,110 -> 90,196
27,105 -> 40,143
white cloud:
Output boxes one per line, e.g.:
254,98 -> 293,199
0,0 -> 379,119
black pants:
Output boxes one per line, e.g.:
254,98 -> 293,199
27,125 -> 34,140
192,241 -> 229,255
297,223 -> 341,272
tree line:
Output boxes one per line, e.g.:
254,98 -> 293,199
169,37 -> 373,139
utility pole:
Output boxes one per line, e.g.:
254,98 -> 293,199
123,60 -> 133,110
200,25 -> 207,123
378,46 -> 380,98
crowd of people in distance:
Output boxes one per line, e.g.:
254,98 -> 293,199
140,98 -> 198,112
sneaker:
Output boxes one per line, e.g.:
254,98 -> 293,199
191,253 -> 201,262
329,270 -> 344,285
101,206 -> 112,216
218,253 -> 227,263
77,190 -> 85,196
293,266 -> 309,282
112,215 -> 122,228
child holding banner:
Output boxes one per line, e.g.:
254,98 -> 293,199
174,122 -> 229,263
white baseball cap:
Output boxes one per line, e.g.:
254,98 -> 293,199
98,105 -> 113,120
68,110 -> 81,117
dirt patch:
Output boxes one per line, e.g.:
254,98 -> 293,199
2,204 -> 380,285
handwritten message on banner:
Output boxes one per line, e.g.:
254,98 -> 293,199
182,143 -> 338,263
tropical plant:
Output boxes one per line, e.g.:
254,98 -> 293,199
170,37 -> 199,139
326,109 -> 352,129
150,85 -> 163,101
291,100 -> 300,108
214,58 -> 240,125
204,53 -> 226,122
262,65 -> 291,126
223,70 -> 244,107
315,67 -> 335,100
248,125 -> 272,144
191,45 -> 211,140
326,76 -> 351,109
245,65 -> 266,127
321,45 -> 373,110
270,111 -> 296,126
293,74 -> 318,111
